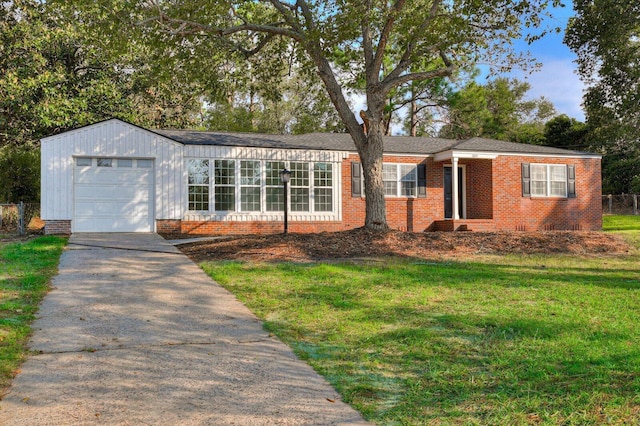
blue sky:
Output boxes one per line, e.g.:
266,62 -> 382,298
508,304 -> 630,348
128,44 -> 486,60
504,1 -> 586,121
353,2 -> 587,133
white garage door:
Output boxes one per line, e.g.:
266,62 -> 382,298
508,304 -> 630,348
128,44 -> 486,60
74,157 -> 154,232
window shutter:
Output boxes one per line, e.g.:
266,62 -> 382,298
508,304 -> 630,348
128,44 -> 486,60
567,164 -> 576,198
351,162 -> 362,197
417,164 -> 427,198
522,163 -> 530,197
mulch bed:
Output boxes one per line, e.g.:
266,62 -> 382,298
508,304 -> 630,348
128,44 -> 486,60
178,228 -> 630,263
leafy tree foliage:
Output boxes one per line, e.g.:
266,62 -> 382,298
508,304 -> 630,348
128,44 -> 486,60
566,0 -> 640,193
0,0 -> 209,201
0,146 -> 40,203
543,114 -> 588,149
439,77 -> 556,144
204,64 -> 345,134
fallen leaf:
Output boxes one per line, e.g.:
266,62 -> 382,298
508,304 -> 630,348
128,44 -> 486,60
326,398 -> 335,403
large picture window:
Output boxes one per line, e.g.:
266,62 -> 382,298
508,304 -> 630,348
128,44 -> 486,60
187,158 -> 337,214
188,159 -> 210,211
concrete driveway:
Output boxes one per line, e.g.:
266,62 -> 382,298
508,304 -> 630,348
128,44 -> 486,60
0,233 -> 369,425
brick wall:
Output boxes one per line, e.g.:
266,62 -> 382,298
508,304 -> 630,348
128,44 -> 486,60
171,154 -> 601,235
491,156 -> 602,231
44,220 -> 71,235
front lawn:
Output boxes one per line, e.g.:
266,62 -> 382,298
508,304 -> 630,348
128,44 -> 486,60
200,235 -> 640,424
603,214 -> 640,231
0,237 -> 66,394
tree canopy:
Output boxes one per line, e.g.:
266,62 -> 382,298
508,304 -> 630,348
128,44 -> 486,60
566,0 -> 640,193
439,77 -> 556,144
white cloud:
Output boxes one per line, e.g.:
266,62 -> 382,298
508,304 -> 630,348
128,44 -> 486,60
509,59 -> 586,121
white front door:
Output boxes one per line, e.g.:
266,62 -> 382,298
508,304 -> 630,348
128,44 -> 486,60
73,158 -> 154,232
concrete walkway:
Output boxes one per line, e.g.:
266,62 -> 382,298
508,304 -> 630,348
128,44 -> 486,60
0,233 -> 369,425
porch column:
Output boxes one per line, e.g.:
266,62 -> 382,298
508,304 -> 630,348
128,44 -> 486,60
452,157 -> 460,220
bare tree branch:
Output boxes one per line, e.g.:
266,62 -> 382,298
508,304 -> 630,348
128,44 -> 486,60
384,65 -> 455,90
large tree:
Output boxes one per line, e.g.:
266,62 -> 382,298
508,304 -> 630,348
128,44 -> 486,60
61,0 -> 560,230
565,0 -> 640,193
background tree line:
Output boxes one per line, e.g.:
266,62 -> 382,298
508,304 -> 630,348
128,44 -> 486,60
2,0 -> 637,207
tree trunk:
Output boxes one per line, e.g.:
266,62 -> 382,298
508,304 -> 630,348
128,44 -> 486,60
360,125 -> 389,230
309,49 -> 389,230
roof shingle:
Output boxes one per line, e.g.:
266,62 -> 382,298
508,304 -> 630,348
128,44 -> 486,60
154,129 -> 595,157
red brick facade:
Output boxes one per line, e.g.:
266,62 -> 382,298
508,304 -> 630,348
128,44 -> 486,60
155,153 -> 601,236
44,220 -> 71,235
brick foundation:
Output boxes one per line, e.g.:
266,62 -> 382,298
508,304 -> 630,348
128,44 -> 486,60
156,220 -> 182,237
44,220 -> 71,235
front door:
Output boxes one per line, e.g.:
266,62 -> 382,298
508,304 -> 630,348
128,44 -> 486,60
444,166 -> 464,219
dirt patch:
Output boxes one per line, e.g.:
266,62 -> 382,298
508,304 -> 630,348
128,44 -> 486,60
178,229 -> 630,263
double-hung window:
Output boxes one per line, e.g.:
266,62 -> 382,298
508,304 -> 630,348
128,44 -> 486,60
188,159 -> 210,211
240,160 -> 261,212
290,162 -> 310,212
214,160 -> 235,211
530,164 -> 568,197
266,161 -> 285,211
314,163 -> 333,211
400,164 -> 417,196
382,163 -> 419,197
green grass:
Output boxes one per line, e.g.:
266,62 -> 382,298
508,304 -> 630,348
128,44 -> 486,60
0,237 -> 66,392
603,214 -> 640,231
201,234 -> 640,425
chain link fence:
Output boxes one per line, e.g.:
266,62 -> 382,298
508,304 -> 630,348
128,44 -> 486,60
602,195 -> 639,215
0,203 -> 41,236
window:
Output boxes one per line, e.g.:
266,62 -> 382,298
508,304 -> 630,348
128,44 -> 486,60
240,160 -> 261,212
314,163 -> 333,212
530,164 -> 567,197
382,163 -> 418,197
76,158 -> 91,167
550,165 -> 567,197
400,164 -> 417,196
186,159 -> 338,214
137,159 -> 153,168
214,160 -> 235,211
188,159 -> 209,211
265,161 -> 285,212
383,164 -> 398,196
97,158 -> 112,167
117,159 -> 133,168
290,162 -> 309,212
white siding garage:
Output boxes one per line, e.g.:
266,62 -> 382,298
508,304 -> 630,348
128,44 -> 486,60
41,119 -> 185,234
73,158 -> 154,232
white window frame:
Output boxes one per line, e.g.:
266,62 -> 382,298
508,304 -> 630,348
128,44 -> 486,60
240,160 -> 261,212
376,163 -> 419,198
186,159 -> 338,216
187,159 -> 210,212
213,159 -> 236,212
530,164 -> 568,198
